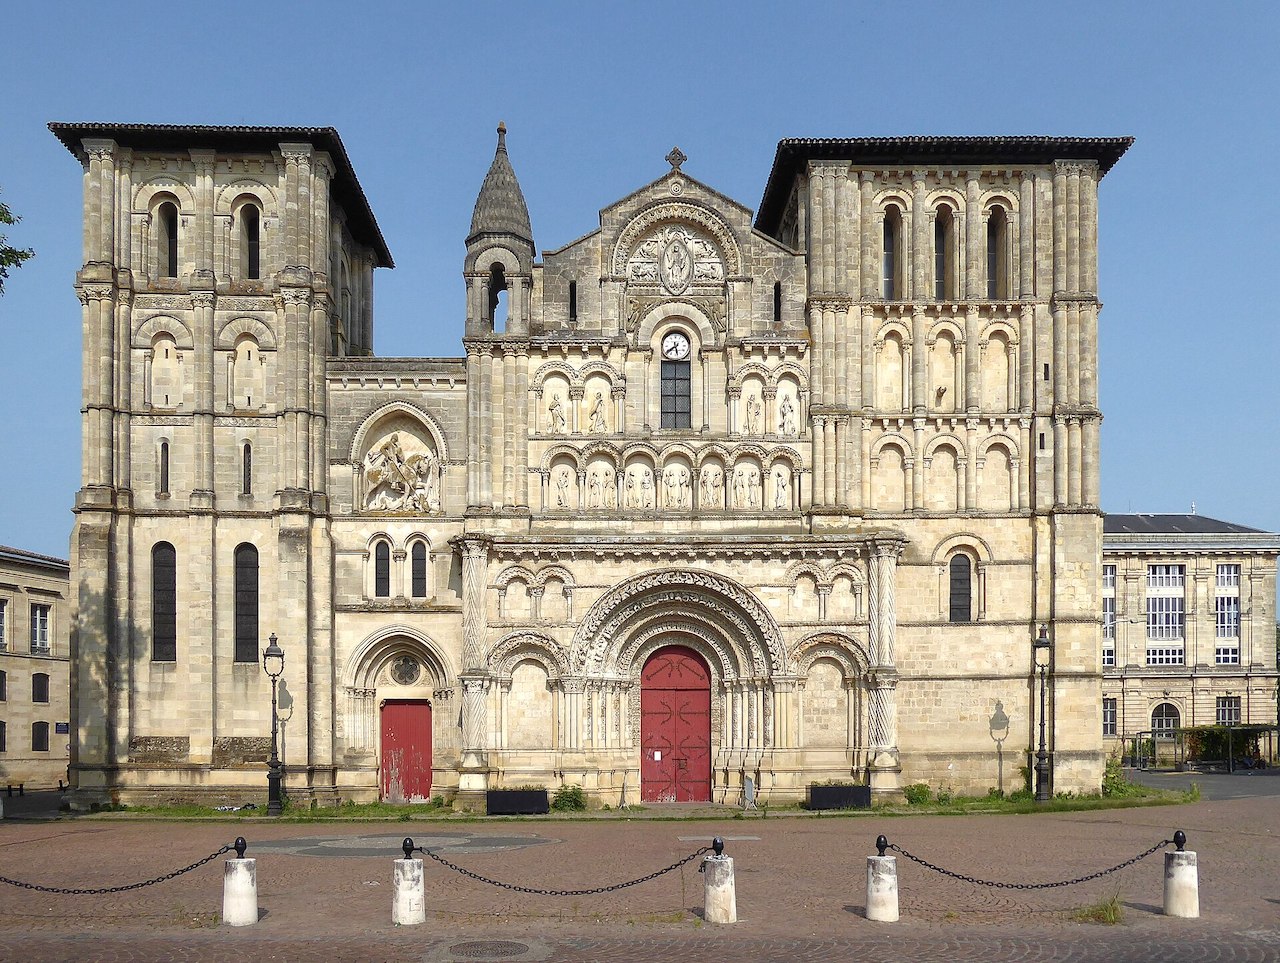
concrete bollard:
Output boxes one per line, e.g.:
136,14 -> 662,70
222,837 -> 257,927
393,837 -> 426,926
1163,830 -> 1198,919
702,837 -> 737,924
866,835 -> 899,922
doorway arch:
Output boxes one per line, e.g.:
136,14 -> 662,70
640,645 -> 711,802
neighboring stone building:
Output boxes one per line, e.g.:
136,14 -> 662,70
51,121 -> 1131,807
0,545 -> 72,788
1101,514 -> 1280,755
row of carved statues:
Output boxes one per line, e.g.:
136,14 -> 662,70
545,390 -> 798,436
552,462 -> 792,511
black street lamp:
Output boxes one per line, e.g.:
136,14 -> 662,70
262,633 -> 285,816
1033,624 -> 1052,803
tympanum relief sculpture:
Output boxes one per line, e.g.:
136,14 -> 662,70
627,225 -> 726,295
363,431 -> 442,513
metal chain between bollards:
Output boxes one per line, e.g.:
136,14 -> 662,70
0,841 -> 238,895
410,839 -> 714,897
884,837 -> 1175,891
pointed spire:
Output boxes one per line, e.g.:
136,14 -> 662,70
468,121 -> 533,248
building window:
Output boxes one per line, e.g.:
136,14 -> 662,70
374,541 -> 391,598
568,280 -> 577,325
660,361 -> 691,429
1101,563 -> 1116,666
0,598 -> 6,650
1145,564 -> 1184,664
151,542 -> 177,661
31,721 -> 49,752
0,669 -> 7,701
159,441 -> 170,495
882,207 -> 902,299
934,205 -> 954,300
242,442 -> 253,495
30,604 -> 50,654
411,541 -> 428,599
1151,702 -> 1180,739
987,207 -> 1008,299
948,554 -> 973,623
1102,697 -> 1117,737
32,672 -> 49,704
773,281 -> 782,325
157,201 -> 179,278
234,544 -> 259,664
0,720 -> 5,752
1216,696 -> 1241,726
488,263 -> 508,332
240,203 -> 261,280
1214,563 -> 1240,664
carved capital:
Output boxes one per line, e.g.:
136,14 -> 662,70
190,291 -> 216,309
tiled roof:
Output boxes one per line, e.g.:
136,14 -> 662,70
1103,513 -> 1266,536
0,545 -> 70,572
468,123 -> 533,248
755,135 -> 1134,235
48,122 -> 393,268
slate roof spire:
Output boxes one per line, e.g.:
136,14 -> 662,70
468,121 -> 533,248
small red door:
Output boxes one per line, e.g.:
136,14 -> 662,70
641,646 -> 711,802
381,700 -> 432,802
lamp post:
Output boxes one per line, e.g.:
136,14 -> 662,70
262,634 -> 285,816
1033,624 -> 1052,803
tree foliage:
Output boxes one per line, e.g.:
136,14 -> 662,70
0,190 -> 35,295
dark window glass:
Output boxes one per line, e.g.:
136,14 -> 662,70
242,205 -> 260,279
660,361 -> 691,429
948,555 -> 973,623
31,721 -> 49,752
882,209 -> 899,299
773,281 -> 782,324
159,441 -> 170,494
0,670 -> 6,701
234,544 -> 259,663
32,672 -> 49,703
375,541 -> 391,598
987,208 -> 1007,299
0,720 -> 5,752
568,280 -> 577,324
151,542 -> 177,661
1152,702 -> 1180,738
159,202 -> 179,278
242,443 -> 252,495
411,542 -> 428,598
934,207 -> 952,300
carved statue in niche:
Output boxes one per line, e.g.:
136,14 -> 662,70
774,468 -> 789,510
588,391 -> 608,433
624,470 -> 636,508
663,468 -> 679,509
700,464 -> 723,509
732,467 -> 747,510
363,431 -> 441,514
587,468 -> 605,509
779,394 -> 796,436
746,468 -> 761,509
745,394 -> 762,435
679,466 -> 691,508
547,392 -> 567,433
638,466 -> 654,509
555,466 -> 573,508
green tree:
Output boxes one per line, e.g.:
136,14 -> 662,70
0,190 -> 34,295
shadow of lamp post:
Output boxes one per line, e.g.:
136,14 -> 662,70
277,680 -> 294,770
262,633 -> 285,816
989,700 -> 1010,794
1033,624 -> 1053,803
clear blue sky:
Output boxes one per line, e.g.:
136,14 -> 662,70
0,0 -> 1276,561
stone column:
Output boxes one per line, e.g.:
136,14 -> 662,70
1019,172 -> 1036,299
465,347 -> 480,506
911,172 -> 928,302
515,344 -> 530,508
965,307 -> 981,411
190,290 -> 216,503
456,536 -> 491,802
965,173 -> 982,299
479,344 -> 494,507
867,541 -> 902,793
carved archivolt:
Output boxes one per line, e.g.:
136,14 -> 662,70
571,568 -> 787,676
488,632 -> 569,679
342,624 -> 453,690
792,632 -> 869,680
617,620 -> 735,683
133,314 -> 195,349
612,202 -> 742,277
215,315 -> 277,351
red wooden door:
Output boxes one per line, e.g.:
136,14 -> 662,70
641,646 -> 711,802
381,700 -> 432,803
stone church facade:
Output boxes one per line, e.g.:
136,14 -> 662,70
52,121 -> 1131,807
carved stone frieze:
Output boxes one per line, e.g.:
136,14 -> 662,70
625,294 -> 725,333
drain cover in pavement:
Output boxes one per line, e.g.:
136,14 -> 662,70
448,941 -> 529,959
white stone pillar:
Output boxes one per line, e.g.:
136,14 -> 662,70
865,852 -> 899,922
1163,839 -> 1198,919
393,856 -> 426,926
222,847 -> 258,927
702,844 -> 737,925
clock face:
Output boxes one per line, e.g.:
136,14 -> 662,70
661,331 -> 691,360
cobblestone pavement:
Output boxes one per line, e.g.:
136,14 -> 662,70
1,795 -> 1278,961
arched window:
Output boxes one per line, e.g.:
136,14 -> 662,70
934,205 -> 954,300
234,544 -> 258,663
987,207 -> 1008,299
489,263 -> 508,332
158,441 -> 170,494
32,672 -> 49,703
151,542 -> 176,661
156,201 -> 179,278
374,541 -> 391,598
231,335 -> 263,410
242,442 -> 252,495
773,281 -> 782,325
882,206 -> 902,299
568,280 -> 578,325
31,722 -> 49,753
411,541 -> 428,598
239,203 -> 261,279
948,554 -> 973,623
1152,702 -> 1180,739
151,336 -> 182,409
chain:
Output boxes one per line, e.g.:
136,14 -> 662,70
887,838 -> 1173,890
415,844 -> 712,897
0,843 -> 234,895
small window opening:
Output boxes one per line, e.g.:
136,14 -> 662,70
411,542 -> 428,598
568,281 -> 578,325
987,207 -> 1008,299
241,204 -> 261,280
233,543 -> 259,664
157,202 -> 179,278
773,281 -> 782,325
934,206 -> 953,300
1038,432 -> 1046,451
375,541 -> 391,598
159,441 -> 170,494
1043,363 -> 1050,382
242,443 -> 252,495
882,207 -> 901,300
488,263 -> 508,332
948,554 -> 973,623
151,542 -> 177,662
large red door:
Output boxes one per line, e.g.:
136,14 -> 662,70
380,700 -> 432,803
641,646 -> 711,802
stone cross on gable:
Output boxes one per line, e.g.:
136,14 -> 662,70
665,146 -> 687,171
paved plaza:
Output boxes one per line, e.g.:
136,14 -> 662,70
1,795 -> 1278,961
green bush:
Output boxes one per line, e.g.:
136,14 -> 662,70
902,783 -> 931,805
1008,787 -> 1033,802
1102,754 -> 1144,797
551,783 -> 588,811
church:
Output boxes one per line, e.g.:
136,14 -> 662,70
51,121 -> 1131,807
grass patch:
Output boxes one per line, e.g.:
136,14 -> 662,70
1071,889 -> 1124,925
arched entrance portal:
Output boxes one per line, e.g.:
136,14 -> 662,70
381,699 -> 432,803
641,646 -> 711,802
